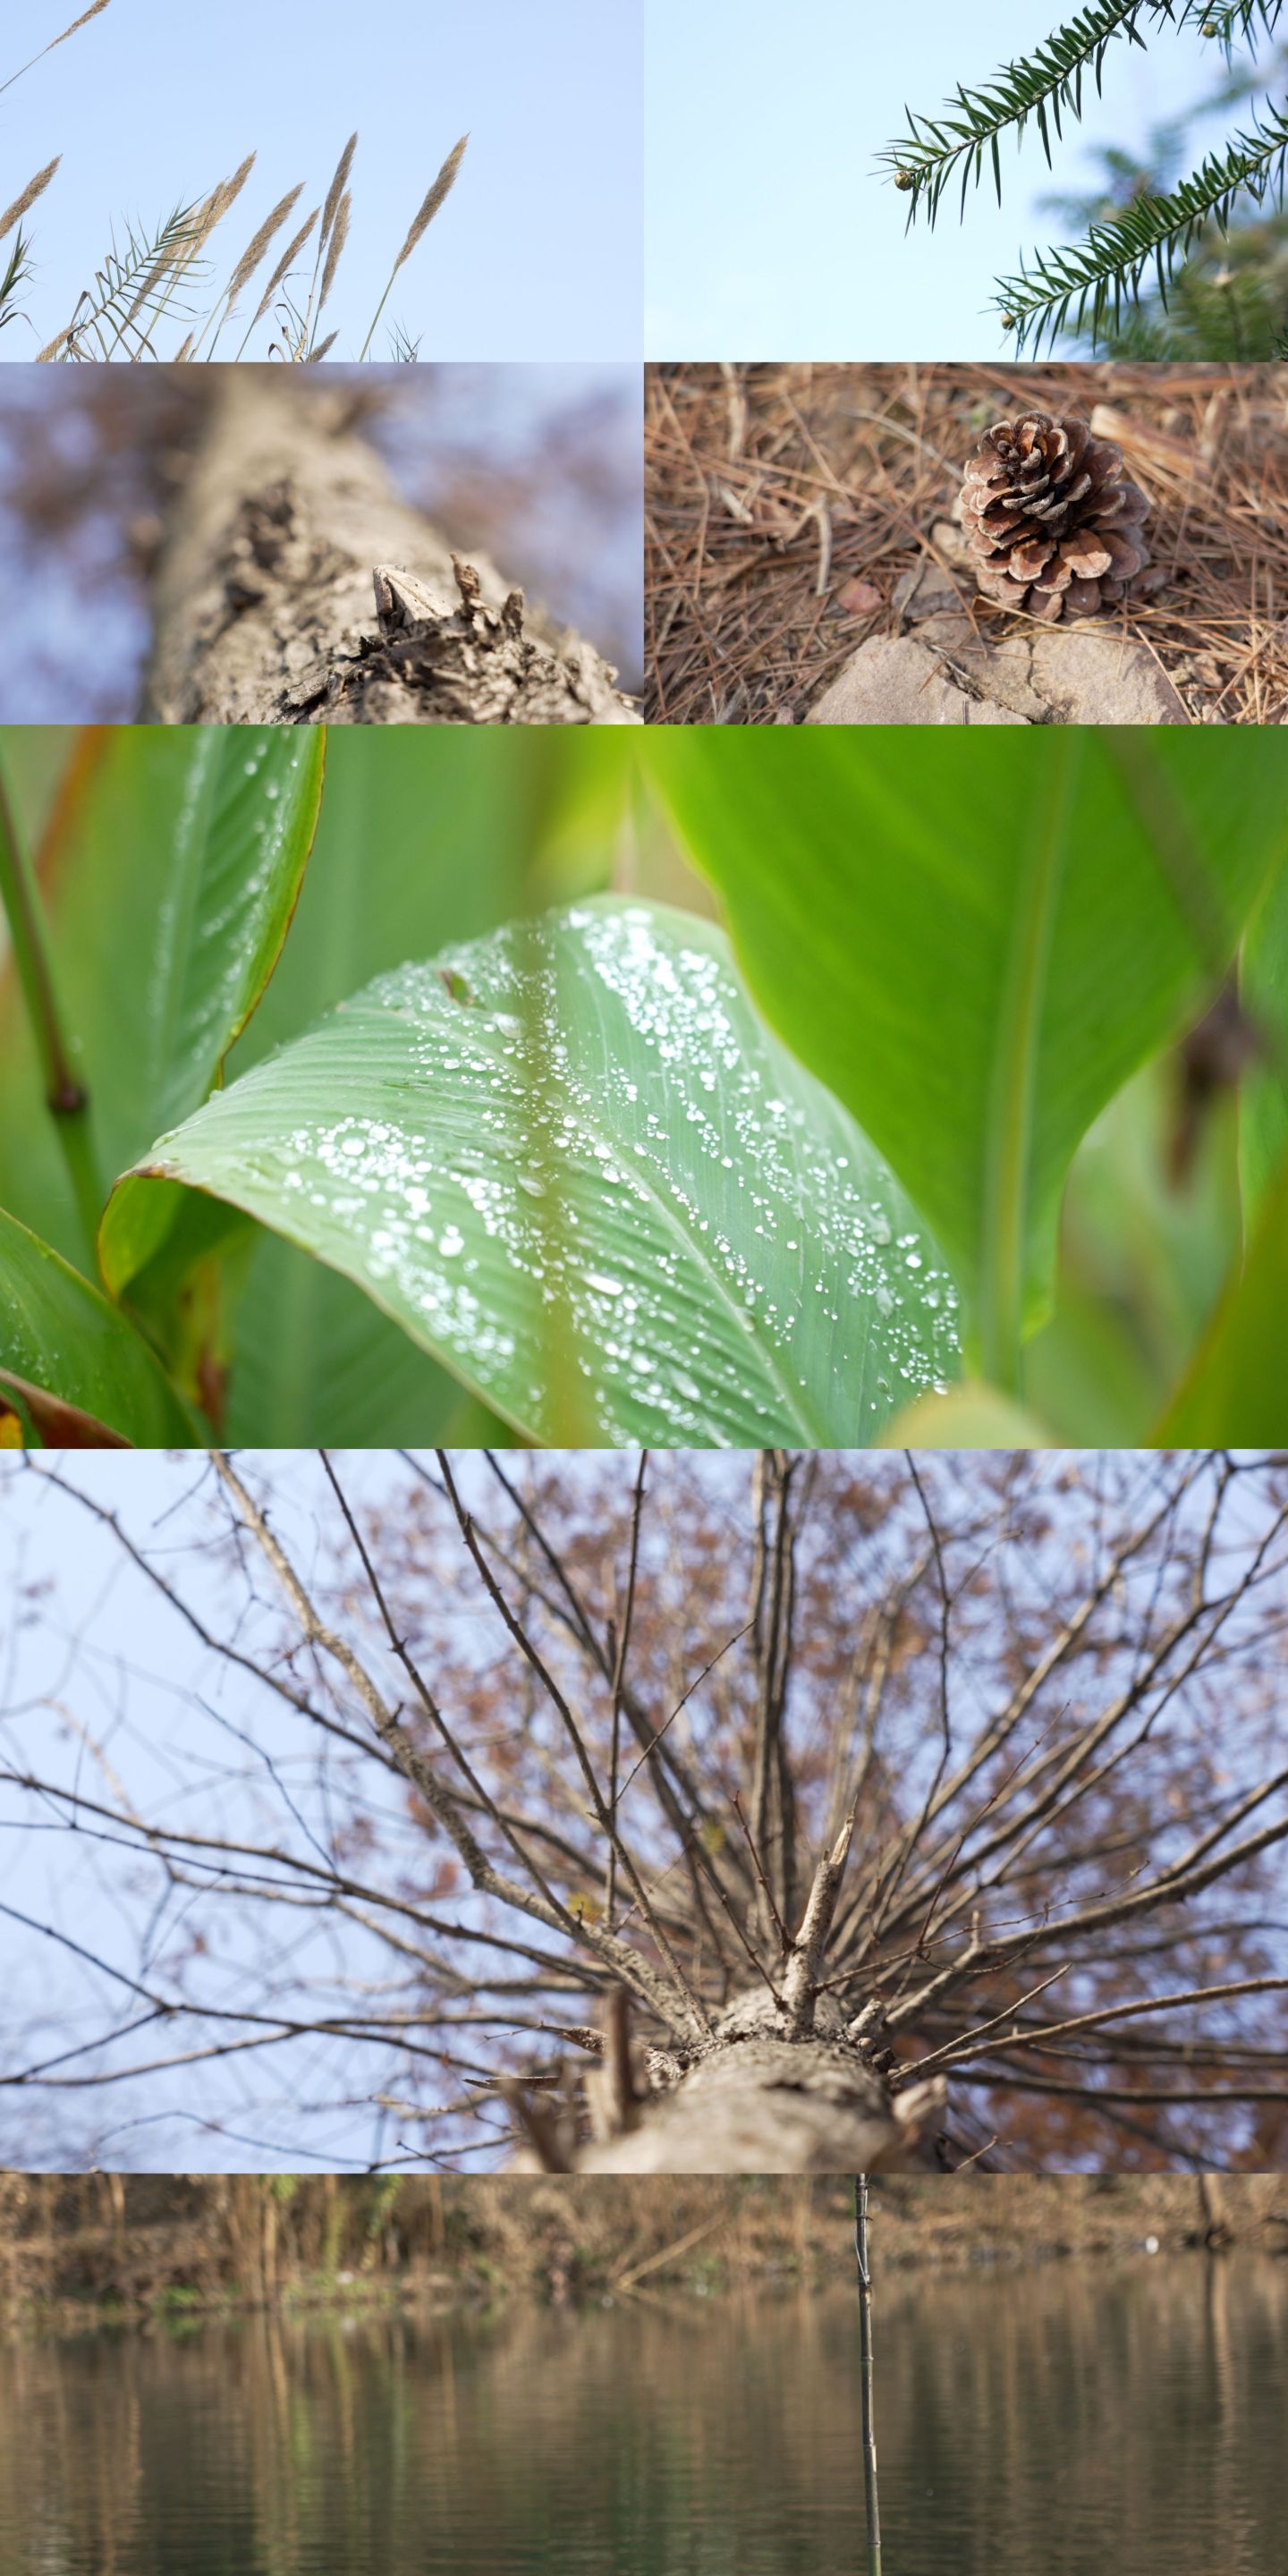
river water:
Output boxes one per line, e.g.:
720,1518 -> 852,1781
0,2258 -> 1282,2574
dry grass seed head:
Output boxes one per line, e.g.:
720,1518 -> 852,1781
197,152 -> 258,244
225,182 -> 305,302
318,189 -> 351,312
0,157 -> 61,244
0,1 -> 111,105
308,328 -> 339,363
321,132 -> 358,248
251,207 -> 320,326
51,0 -> 113,43
394,133 -> 468,270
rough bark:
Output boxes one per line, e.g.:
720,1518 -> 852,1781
141,376 -> 639,726
511,1991 -> 949,2175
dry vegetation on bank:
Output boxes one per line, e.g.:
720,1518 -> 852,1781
3,2174 -> 1285,2332
645,362 -> 1288,724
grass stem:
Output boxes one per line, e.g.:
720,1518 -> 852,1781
359,133 -> 467,360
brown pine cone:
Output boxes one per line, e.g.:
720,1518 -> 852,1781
958,411 -> 1152,622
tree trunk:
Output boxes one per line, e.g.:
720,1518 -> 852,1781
511,1990 -> 948,2174
141,375 -> 639,727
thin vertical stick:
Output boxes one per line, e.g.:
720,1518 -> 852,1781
854,2174 -> 883,2576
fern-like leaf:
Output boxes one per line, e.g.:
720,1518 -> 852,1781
0,227 -> 34,332
879,1 -> 1181,222
994,97 -> 1288,347
45,205 -> 207,360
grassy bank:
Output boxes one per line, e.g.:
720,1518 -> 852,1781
3,2172 -> 1286,2334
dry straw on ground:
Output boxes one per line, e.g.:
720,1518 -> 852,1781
645,362 -> 1288,726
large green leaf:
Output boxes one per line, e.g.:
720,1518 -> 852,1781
0,732 -> 206,1265
102,898 -> 962,1445
1155,1153 -> 1288,1442
1240,856 -> 1288,1214
0,729 -> 320,1247
644,731 -> 1288,1385
0,1205 -> 197,1445
0,729 -> 627,1442
213,732 -> 627,1443
147,729 -> 325,1132
1026,1057 -> 1243,1443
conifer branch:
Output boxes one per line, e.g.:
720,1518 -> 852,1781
994,98 -> 1288,348
1182,1 -> 1284,48
880,3 -> 1179,223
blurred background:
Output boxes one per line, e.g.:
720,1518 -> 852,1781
0,364 -> 644,716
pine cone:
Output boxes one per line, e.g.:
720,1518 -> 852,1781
958,412 -> 1152,622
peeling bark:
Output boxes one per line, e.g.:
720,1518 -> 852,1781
141,376 -> 640,726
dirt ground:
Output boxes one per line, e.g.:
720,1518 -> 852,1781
645,361 -> 1288,725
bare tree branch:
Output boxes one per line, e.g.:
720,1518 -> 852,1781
2,1446 -> 1285,2173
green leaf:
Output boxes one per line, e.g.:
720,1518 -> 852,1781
0,1203 -> 198,1445
0,728 -> 320,1262
645,731 -> 1288,1389
102,898 -> 962,1446
215,732 -> 626,1443
148,728 -> 325,1132
1156,1152 -> 1288,1440
1240,857 -> 1288,1213
1023,1058 -> 1242,1443
0,729 -> 621,1442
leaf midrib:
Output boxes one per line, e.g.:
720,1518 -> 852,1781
369,968 -> 839,1445
978,738 -> 1079,1391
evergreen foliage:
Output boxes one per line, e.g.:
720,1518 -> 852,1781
1042,45 -> 1288,352
883,3 -> 1288,351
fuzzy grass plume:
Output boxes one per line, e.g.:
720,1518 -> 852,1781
2,13 -> 470,359
359,132 -> 469,359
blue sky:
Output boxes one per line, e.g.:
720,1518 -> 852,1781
645,0 -> 1258,355
4,1 -> 642,362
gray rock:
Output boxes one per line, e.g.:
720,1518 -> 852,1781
806,635 -> 1029,725
1027,624 -> 1188,724
913,614 -> 1049,719
808,616 -> 1191,725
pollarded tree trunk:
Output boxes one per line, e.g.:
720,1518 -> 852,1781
522,1994 -> 948,2175
509,1821 -> 949,2176
141,374 -> 639,727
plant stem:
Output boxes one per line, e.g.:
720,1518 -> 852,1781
358,264 -> 398,363
854,2174 -> 883,2576
0,765 -> 104,1261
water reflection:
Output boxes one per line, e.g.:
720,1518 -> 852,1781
0,2259 -> 1283,2575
